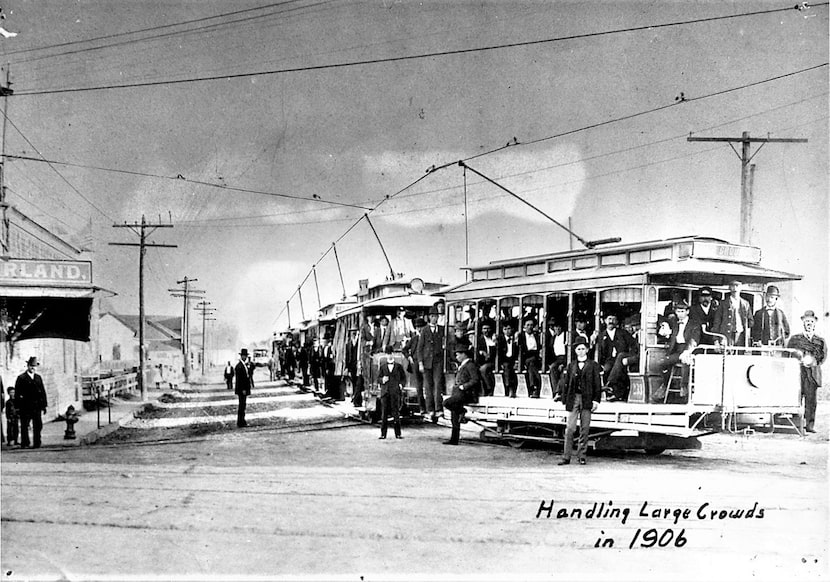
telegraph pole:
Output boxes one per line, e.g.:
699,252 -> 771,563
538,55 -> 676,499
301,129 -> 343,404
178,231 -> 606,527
1,65 -> 13,255
169,277 -> 204,382
194,300 -> 216,375
111,215 -> 176,400
687,132 -> 807,245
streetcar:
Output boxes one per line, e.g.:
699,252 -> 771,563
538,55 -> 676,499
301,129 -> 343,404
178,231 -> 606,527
331,276 -> 446,419
441,236 -> 805,454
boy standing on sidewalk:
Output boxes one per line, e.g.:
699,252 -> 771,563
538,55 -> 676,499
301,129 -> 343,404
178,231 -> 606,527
6,386 -> 19,446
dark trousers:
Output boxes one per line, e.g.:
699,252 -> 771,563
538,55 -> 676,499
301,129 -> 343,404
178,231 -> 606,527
549,356 -> 566,393
660,352 -> 690,400
443,392 -> 475,444
501,362 -> 518,397
602,354 -> 632,401
301,366 -> 310,386
802,373 -> 818,430
237,393 -> 248,427
7,416 -> 19,443
525,355 -> 541,397
225,378 -> 233,390
19,409 -> 43,447
423,364 -> 445,414
380,391 -> 402,438
563,394 -> 592,461
348,368 -> 363,407
480,363 -> 495,397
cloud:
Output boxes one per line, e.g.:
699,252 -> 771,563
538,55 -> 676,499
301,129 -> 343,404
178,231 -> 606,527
228,260 -> 309,342
363,144 -> 586,227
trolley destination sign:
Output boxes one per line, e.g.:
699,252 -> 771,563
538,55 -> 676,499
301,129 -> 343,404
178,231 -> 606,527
0,258 -> 93,285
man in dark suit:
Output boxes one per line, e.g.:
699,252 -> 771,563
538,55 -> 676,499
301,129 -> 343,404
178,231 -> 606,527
320,334 -> 337,400
344,328 -> 363,406
787,310 -> 825,433
689,286 -> 719,342
234,348 -> 255,428
596,313 -> 638,402
442,345 -> 481,445
713,279 -> 753,346
14,356 -> 48,448
555,338 -> 602,465
497,321 -> 518,397
404,317 -> 427,414
377,346 -> 406,439
750,285 -> 790,347
658,301 -> 701,401
416,307 -> 446,422
518,318 -> 542,398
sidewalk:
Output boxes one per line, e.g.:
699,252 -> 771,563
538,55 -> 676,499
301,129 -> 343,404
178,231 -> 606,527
1,388 -> 163,452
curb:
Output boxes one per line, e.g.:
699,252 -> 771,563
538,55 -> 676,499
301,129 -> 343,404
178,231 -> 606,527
78,402 -> 154,446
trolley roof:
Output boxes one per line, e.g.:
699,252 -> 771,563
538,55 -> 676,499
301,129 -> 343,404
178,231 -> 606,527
444,236 -> 801,300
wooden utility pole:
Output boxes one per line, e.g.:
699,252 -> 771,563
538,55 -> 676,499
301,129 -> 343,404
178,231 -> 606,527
194,300 -> 216,375
687,132 -> 807,245
111,215 -> 176,400
169,277 -> 204,381
1,65 -> 13,255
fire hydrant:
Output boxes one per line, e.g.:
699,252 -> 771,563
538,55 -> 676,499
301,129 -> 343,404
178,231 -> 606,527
63,405 -> 80,440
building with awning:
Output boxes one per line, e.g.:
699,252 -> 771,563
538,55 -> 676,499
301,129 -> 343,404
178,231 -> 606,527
1,204 -> 104,417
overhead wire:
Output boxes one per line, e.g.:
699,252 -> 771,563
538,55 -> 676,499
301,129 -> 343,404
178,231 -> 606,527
10,3 -> 827,96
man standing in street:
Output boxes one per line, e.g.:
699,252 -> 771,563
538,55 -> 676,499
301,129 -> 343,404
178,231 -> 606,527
787,311 -> 825,433
713,279 -> 753,346
234,348 -> 254,428
15,357 -> 48,449
555,338 -> 601,465
751,285 -> 790,347
223,361 -> 234,390
377,346 -> 405,440
442,345 -> 481,445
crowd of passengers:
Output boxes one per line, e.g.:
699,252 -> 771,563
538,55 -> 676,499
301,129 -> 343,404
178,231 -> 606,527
448,280 -> 796,405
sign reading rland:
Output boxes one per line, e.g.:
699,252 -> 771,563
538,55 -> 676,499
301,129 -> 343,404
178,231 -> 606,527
0,259 -> 93,286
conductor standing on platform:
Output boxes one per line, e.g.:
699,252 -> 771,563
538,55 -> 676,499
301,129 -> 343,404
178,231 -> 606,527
235,348 -> 254,428
15,357 -> 48,449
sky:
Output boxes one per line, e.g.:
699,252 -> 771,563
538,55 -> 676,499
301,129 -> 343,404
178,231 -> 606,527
0,0 -> 827,344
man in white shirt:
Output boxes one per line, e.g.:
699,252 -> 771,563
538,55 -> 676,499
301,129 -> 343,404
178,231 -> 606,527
657,301 -> 701,402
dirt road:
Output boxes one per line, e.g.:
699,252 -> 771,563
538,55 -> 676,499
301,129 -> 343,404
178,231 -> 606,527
2,379 -> 827,581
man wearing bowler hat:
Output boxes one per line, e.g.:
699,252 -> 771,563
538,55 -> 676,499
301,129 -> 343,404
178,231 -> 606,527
787,311 -> 825,433
751,285 -> 791,346
234,348 -> 255,428
416,306 -> 446,422
690,286 -> 719,342
442,344 -> 481,445
14,357 -> 48,448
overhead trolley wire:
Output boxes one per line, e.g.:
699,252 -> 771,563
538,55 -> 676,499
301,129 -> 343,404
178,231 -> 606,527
11,3 -> 827,96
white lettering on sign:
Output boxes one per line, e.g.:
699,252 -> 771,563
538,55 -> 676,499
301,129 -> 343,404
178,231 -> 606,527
692,242 -> 761,264
0,259 -> 92,284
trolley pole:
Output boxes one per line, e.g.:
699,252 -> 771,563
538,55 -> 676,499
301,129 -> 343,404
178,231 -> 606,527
687,132 -> 807,245
111,215 -> 176,400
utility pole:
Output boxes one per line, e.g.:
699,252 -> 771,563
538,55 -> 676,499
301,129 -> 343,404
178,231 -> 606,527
169,277 -> 204,382
194,300 -> 216,375
111,215 -> 176,400
1,65 -> 13,255
687,132 -> 807,245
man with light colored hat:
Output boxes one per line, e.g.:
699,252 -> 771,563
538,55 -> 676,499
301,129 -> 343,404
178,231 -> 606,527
14,357 -> 48,448
787,311 -> 825,433
750,285 -> 790,346
712,279 -> 753,346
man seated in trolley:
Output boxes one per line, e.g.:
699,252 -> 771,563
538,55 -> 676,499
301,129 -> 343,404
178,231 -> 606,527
444,237 -> 806,440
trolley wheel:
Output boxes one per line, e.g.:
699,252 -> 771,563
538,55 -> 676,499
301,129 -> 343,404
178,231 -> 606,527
508,438 -> 525,449
644,448 -> 666,456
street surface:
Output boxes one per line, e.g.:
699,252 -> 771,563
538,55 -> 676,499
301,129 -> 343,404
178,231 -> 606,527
2,370 -> 827,581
